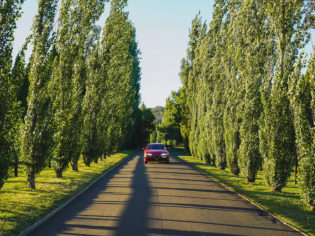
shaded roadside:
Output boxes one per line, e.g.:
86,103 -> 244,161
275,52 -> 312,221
172,150 -> 309,236
115,156 -> 151,236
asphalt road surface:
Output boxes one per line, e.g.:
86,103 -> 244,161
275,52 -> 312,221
29,152 -> 300,236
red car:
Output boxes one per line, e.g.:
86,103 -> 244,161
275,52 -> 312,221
143,143 -> 170,164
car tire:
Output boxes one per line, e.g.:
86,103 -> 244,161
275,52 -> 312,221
144,161 -> 147,164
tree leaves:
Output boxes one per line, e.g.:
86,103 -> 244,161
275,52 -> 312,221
20,0 -> 58,188
170,0 -> 314,209
0,0 -> 26,189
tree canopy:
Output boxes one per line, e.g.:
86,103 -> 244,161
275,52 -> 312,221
161,0 -> 314,210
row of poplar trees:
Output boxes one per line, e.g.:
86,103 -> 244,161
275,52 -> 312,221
161,0 -> 314,210
0,0 -> 143,189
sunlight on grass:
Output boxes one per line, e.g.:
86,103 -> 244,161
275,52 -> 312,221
178,154 -> 315,236
0,151 -> 133,236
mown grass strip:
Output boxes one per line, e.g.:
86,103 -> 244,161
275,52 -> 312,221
176,152 -> 314,236
0,150 -> 134,236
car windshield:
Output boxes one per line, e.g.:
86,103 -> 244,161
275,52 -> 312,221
147,144 -> 165,150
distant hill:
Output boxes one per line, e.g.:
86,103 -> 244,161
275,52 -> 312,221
150,106 -> 164,124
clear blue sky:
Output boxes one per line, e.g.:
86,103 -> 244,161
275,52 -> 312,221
13,0 -> 213,108
125,0 -> 213,108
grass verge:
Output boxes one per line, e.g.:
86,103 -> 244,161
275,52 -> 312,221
0,150 -> 134,236
175,151 -> 314,236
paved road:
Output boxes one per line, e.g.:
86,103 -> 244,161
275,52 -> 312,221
30,152 -> 300,236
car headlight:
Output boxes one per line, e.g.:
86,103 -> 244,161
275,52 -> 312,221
145,153 -> 153,157
161,153 -> 168,157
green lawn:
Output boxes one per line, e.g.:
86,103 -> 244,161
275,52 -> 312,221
0,151 -> 133,236
177,152 -> 314,236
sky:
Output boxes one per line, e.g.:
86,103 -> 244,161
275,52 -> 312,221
13,0 -> 213,108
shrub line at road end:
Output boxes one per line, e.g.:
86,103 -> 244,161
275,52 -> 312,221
0,150 -> 135,236
173,150 -> 314,236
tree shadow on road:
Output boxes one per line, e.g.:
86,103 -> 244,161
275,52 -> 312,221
114,155 -> 151,236
28,152 -> 298,236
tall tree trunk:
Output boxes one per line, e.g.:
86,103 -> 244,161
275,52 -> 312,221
0,179 -> 5,190
247,173 -> 256,183
294,158 -> 298,185
14,155 -> 18,177
273,185 -> 282,193
205,154 -> 211,164
28,172 -> 36,189
72,160 -> 78,171
56,169 -> 63,178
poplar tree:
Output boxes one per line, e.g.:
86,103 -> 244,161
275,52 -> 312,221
158,91 -> 182,145
81,45 -> 103,166
178,14 -> 195,149
222,2 -> 243,173
179,13 -> 207,157
168,0 -> 313,209
69,13 -> 102,170
95,0 -> 141,156
260,0 -> 308,191
9,38 -> 30,177
51,0 -> 105,176
222,1 -> 242,175
0,0 -> 24,188
20,0 -> 58,189
236,0 -> 270,182
196,28 -> 217,165
289,54 -> 314,210
192,31 -> 213,163
137,104 -> 155,147
208,0 -> 229,170
11,37 -> 31,116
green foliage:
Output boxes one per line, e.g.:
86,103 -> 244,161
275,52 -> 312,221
80,0 -> 141,167
81,46 -> 102,167
9,37 -> 31,178
0,0 -> 25,189
179,13 -> 208,158
158,91 -> 183,146
150,128 -> 157,143
223,15 -> 243,174
95,0 -> 141,154
51,0 -> 106,176
205,1 -> 227,169
260,0 -> 307,192
135,104 -> 155,147
20,0 -> 58,188
11,37 -> 31,117
235,0 -> 268,182
0,0 -> 140,196
211,82 -> 226,170
289,54 -> 315,210
223,50 -> 242,174
172,0 -> 313,209
260,79 -> 296,191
